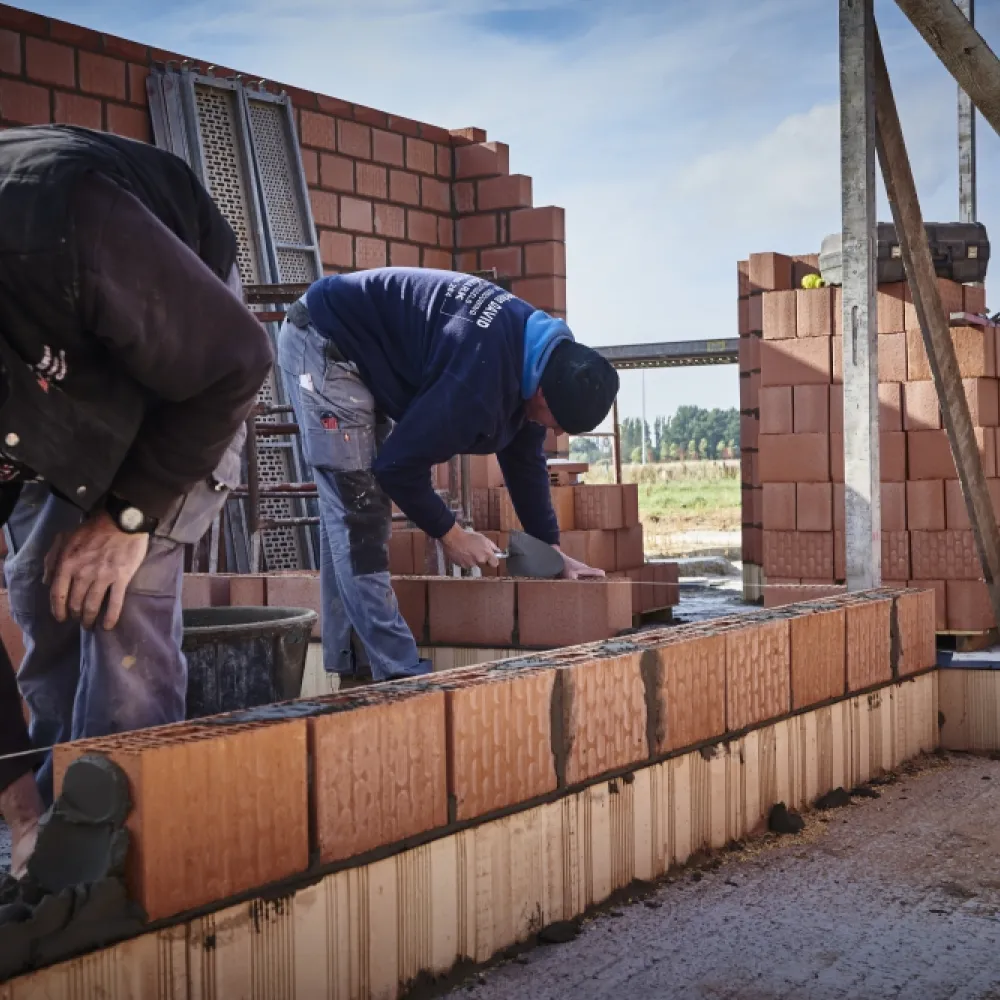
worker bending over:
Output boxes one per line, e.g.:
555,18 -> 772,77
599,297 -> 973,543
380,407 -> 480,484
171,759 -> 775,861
0,124 -> 272,874
278,268 -> 619,686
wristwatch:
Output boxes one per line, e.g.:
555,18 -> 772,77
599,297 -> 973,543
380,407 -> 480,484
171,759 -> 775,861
105,494 -> 158,535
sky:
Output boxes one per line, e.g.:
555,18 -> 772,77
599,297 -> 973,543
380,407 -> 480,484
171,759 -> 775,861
20,0 -> 1000,424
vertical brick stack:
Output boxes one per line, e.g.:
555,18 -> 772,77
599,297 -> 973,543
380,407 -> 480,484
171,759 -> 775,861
749,246 -> 993,630
739,253 -> 822,602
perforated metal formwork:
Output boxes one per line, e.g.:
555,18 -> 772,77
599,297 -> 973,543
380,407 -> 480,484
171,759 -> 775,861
148,68 -> 318,571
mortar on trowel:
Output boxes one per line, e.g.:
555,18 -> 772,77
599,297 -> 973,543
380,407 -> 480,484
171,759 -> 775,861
493,529 -> 564,578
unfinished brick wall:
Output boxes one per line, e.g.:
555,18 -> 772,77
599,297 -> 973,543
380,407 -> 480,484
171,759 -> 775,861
744,247 -> 994,629
0,3 -> 566,305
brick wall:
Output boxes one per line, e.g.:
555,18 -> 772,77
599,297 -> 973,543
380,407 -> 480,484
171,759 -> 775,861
0,3 -> 566,304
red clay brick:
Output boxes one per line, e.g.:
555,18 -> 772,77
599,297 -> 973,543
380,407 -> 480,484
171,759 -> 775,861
25,37 -> 74,88
0,28 -> 19,74
758,433 -> 829,483
512,276 -> 566,313
103,34 -> 149,62
180,574 -> 231,609
310,690 -> 447,863
895,589 -> 937,676
945,579 -> 994,631
355,235 -> 386,269
338,119 -> 371,159
797,482 -> 833,531
643,633 -> 725,752
908,325 -> 995,379
480,245 -> 522,278
725,619 -> 791,730
407,208 -> 438,246
355,163 -> 387,200
760,338 -> 831,386
741,413 -> 759,451
453,180 -> 475,215
762,290 -> 797,340
229,575 -> 266,606
748,294 -> 763,334
477,174 -> 532,211
846,597 -> 891,692
300,110 -> 337,151
315,94 -> 352,117
126,61 -> 149,105
763,530 -> 834,579
510,205 -> 564,244
759,386 -> 793,435
878,382 -> 904,431
517,579 -> 631,647
877,283 -> 906,333
301,148 -> 319,186
964,377 -> 999,426
903,380 -> 941,430
353,104 -> 389,128
320,153 -> 353,192
447,668 -> 557,819
79,51 -> 126,99
455,141 -> 509,179
53,91 -> 101,129
0,78 -> 50,125
573,484 -> 625,529
796,286 -> 834,338
56,720 -> 310,922
945,477 -> 1000,530
405,136 -> 435,174
622,484 -> 640,528
420,175 -> 450,213
790,607 -> 846,709
388,169 -> 420,205
438,216 -> 454,249
106,103 -> 149,141
319,230 -> 353,269
763,482 -> 796,530
910,579 -> 947,631
422,248 -> 451,269
906,480 -> 946,531
436,144 -> 451,178
903,278 -> 964,329
524,241 -> 566,277
881,431 -> 907,482
883,531 -> 911,580
374,202 -> 405,239
558,651 -> 647,784
911,529 -> 981,580
339,196 -> 373,234
748,252 -> 793,292
965,284 -> 987,315
267,574 -> 321,638
456,212 -> 497,248
391,576 -> 428,641
793,384 -> 829,433
909,427 -> 995,480
309,189 -> 338,228
371,127 -> 404,166
388,533 -> 414,575
428,578 -> 514,646
614,525 -> 644,571
878,332 -> 908,383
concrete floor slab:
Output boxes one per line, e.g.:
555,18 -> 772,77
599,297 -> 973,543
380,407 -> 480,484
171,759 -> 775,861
450,754 -> 1000,1000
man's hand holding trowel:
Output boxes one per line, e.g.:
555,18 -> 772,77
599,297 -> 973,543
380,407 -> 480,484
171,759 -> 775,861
443,524 -> 605,580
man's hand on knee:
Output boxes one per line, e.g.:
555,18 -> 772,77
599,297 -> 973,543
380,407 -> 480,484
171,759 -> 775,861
44,512 -> 149,630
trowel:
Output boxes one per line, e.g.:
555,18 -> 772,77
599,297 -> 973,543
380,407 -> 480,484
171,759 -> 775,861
496,530 -> 565,579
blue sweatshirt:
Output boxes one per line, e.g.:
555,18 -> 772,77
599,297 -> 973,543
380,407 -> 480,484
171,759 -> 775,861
305,268 -> 572,543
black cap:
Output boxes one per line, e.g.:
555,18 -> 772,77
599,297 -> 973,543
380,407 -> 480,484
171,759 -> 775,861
539,341 -> 620,435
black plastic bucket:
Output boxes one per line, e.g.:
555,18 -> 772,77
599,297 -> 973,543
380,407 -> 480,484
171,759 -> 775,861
182,606 -> 318,719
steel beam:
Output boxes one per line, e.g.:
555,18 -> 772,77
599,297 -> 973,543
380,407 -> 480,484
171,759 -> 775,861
595,338 -> 738,370
873,24 -> 1000,626
840,0 -> 881,590
956,0 -> 977,223
894,0 -> 1000,139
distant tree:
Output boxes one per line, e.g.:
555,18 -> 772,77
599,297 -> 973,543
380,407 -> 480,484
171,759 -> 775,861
688,438 -> 697,460
716,441 -> 726,459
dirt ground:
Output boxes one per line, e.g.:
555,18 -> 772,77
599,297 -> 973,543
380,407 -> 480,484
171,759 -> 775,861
448,753 -> 1000,1000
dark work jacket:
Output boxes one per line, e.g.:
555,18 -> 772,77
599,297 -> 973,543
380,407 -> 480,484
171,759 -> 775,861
0,124 -> 239,525
306,268 -> 558,543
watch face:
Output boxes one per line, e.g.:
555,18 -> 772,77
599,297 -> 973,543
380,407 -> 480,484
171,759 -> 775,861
119,506 -> 145,532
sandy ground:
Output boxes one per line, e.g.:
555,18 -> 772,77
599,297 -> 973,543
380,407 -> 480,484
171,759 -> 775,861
446,753 -> 1000,1000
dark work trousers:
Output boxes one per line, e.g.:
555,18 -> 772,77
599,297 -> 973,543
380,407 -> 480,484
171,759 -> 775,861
3,457 -> 238,803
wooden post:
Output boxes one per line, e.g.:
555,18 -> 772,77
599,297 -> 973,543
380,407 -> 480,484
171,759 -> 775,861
840,0 -> 881,590
894,0 -> 1000,139
873,23 -> 1000,626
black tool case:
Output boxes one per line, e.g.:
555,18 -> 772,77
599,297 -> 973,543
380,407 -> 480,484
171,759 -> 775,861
819,222 -> 989,286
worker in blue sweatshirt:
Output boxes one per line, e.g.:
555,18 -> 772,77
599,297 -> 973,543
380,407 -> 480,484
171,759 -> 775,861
278,268 -> 620,685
